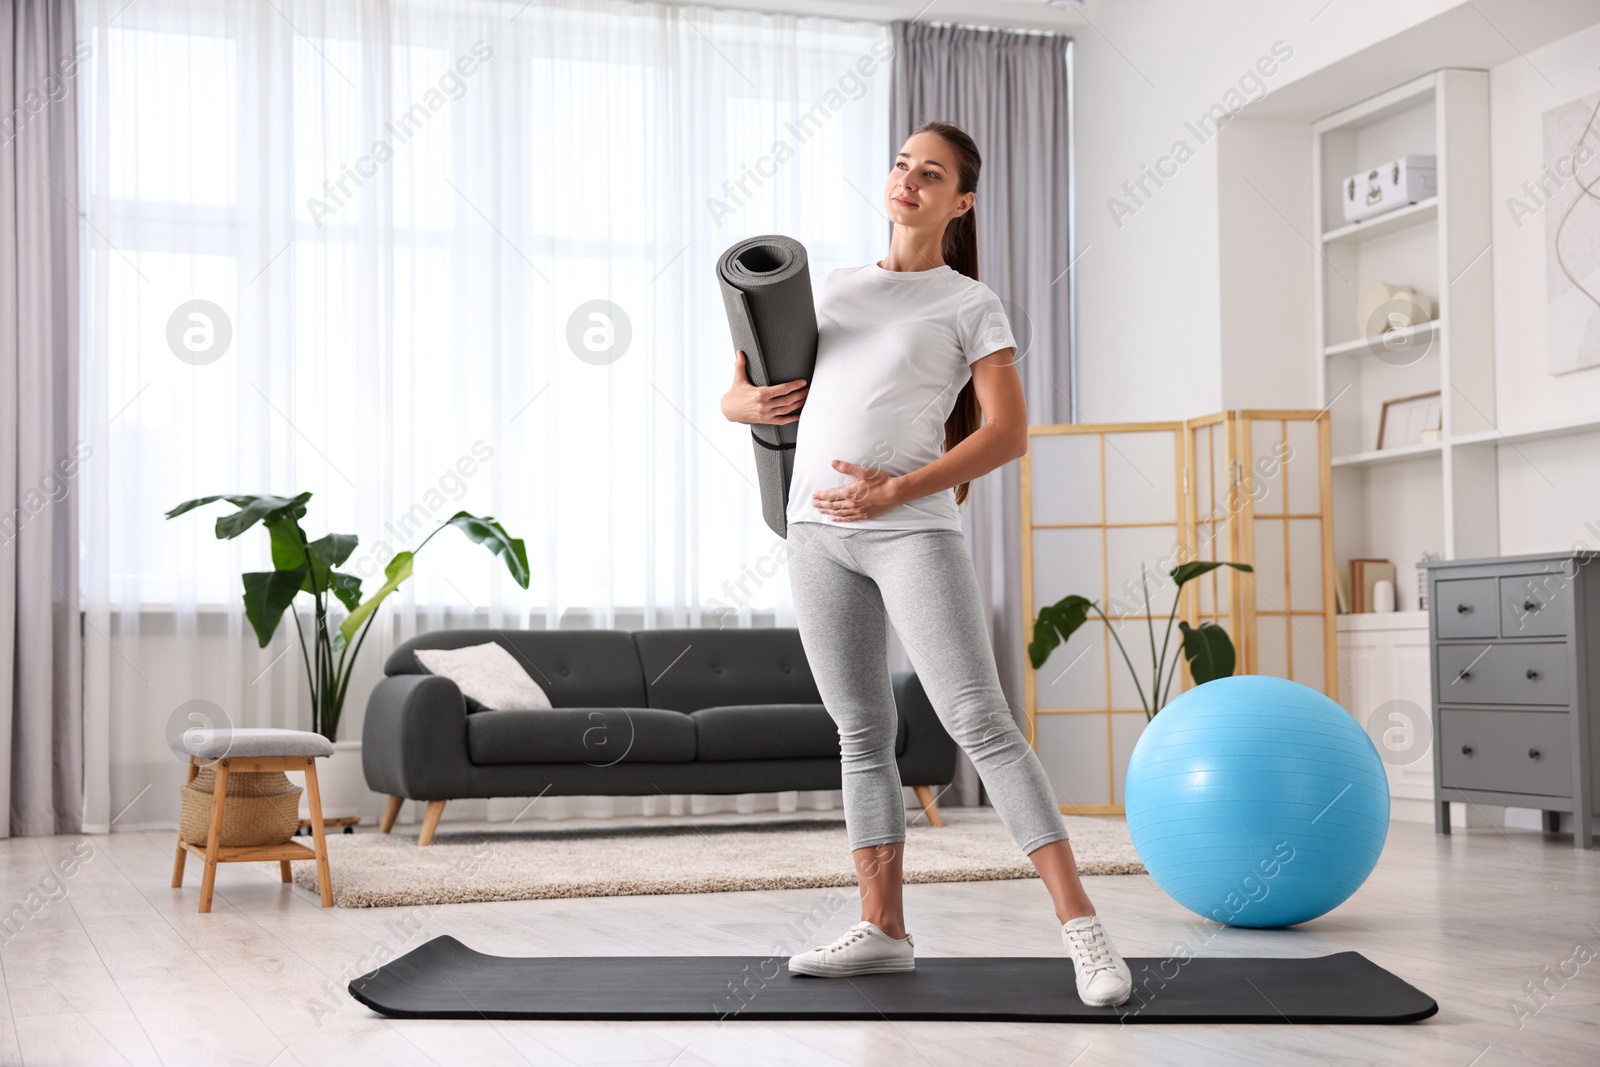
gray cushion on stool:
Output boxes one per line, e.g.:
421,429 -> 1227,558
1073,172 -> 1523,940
170,727 -> 336,760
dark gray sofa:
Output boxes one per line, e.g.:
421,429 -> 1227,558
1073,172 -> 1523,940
362,627 -> 958,845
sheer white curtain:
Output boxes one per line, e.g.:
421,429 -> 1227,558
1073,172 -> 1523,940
75,0 -> 892,831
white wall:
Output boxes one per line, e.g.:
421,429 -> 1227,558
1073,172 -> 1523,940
1071,0 -> 1461,423
1217,120 -> 1316,409
1486,20 -> 1600,553
1481,14 -> 1600,828
1074,0 -> 1600,554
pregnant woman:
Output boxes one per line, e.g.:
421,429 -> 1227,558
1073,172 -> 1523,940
718,121 -> 1133,1008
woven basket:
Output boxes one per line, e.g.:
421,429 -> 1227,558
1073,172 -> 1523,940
179,767 -> 303,847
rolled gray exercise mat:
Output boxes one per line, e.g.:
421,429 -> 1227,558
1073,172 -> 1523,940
716,235 -> 818,538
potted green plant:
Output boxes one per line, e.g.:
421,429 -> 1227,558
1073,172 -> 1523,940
1029,560 -> 1253,720
167,492 -> 529,819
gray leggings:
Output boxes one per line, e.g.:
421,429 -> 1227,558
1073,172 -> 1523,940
785,520 -> 1071,854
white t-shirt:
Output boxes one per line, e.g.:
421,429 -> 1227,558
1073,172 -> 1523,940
785,261 -> 1018,532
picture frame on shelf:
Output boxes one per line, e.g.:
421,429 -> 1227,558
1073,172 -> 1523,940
1350,558 -> 1395,614
1376,390 -> 1442,450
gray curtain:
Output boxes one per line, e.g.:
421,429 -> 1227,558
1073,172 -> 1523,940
889,21 -> 1071,808
1,0 -> 83,837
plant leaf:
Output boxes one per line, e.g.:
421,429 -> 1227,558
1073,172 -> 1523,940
291,531 -> 360,592
1170,560 -> 1253,588
165,495 -> 236,520
165,491 -> 313,540
308,532 -> 358,570
1027,628 -> 1058,672
166,492 -> 304,527
337,551 -> 414,646
266,511 -> 309,571
325,570 -> 363,614
1028,595 -> 1095,670
241,567 -> 309,648
214,492 -> 313,540
443,511 -> 530,589
1178,619 -> 1236,685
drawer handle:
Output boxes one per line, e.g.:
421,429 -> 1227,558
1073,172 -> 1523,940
1529,748 -> 1541,760
1523,599 -> 1541,612
1461,744 -> 1473,756
1526,668 -> 1539,680
1456,603 -> 1472,613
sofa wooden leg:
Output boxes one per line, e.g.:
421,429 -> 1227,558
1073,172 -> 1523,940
418,800 -> 446,846
380,795 -> 404,834
913,785 -> 944,828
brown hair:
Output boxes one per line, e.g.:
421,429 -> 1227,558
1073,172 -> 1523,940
912,120 -> 982,505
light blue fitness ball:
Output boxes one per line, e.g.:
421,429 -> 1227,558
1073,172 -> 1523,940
1124,675 -> 1390,928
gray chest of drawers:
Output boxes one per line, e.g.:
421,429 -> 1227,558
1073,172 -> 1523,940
1425,551 -> 1599,849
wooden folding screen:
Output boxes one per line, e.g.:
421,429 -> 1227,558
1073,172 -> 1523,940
1021,410 -> 1335,815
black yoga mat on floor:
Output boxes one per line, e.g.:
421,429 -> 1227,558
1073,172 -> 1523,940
716,234 -> 818,539
348,936 -> 1438,1024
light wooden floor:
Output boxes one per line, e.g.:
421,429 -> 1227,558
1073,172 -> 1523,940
1,812 -> 1596,1067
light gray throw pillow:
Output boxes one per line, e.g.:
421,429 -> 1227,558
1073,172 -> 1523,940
415,642 -> 553,712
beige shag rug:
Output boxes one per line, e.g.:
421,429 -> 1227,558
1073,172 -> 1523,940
291,809 -> 1145,908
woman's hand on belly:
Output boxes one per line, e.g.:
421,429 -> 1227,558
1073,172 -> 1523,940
810,459 -> 906,522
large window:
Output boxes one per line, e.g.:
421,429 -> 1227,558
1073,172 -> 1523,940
77,0 -> 892,625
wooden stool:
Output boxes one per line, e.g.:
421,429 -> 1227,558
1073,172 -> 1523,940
169,728 -> 337,913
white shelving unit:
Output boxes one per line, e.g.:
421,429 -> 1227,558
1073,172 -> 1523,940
1322,319 -> 1439,358
1321,197 -> 1439,246
1450,413 -> 1600,446
1329,440 -> 1442,469
1313,69 -> 1497,608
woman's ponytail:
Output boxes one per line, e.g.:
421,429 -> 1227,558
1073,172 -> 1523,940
914,120 -> 983,505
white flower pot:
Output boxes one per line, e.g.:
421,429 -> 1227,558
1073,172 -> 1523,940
286,739 -> 367,822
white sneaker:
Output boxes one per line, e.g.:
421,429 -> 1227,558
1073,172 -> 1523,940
1061,914 -> 1133,1007
788,920 -> 916,977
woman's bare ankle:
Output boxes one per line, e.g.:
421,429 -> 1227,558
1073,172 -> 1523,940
864,916 -> 908,939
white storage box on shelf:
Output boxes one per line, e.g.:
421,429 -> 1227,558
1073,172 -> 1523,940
1342,154 -> 1437,224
